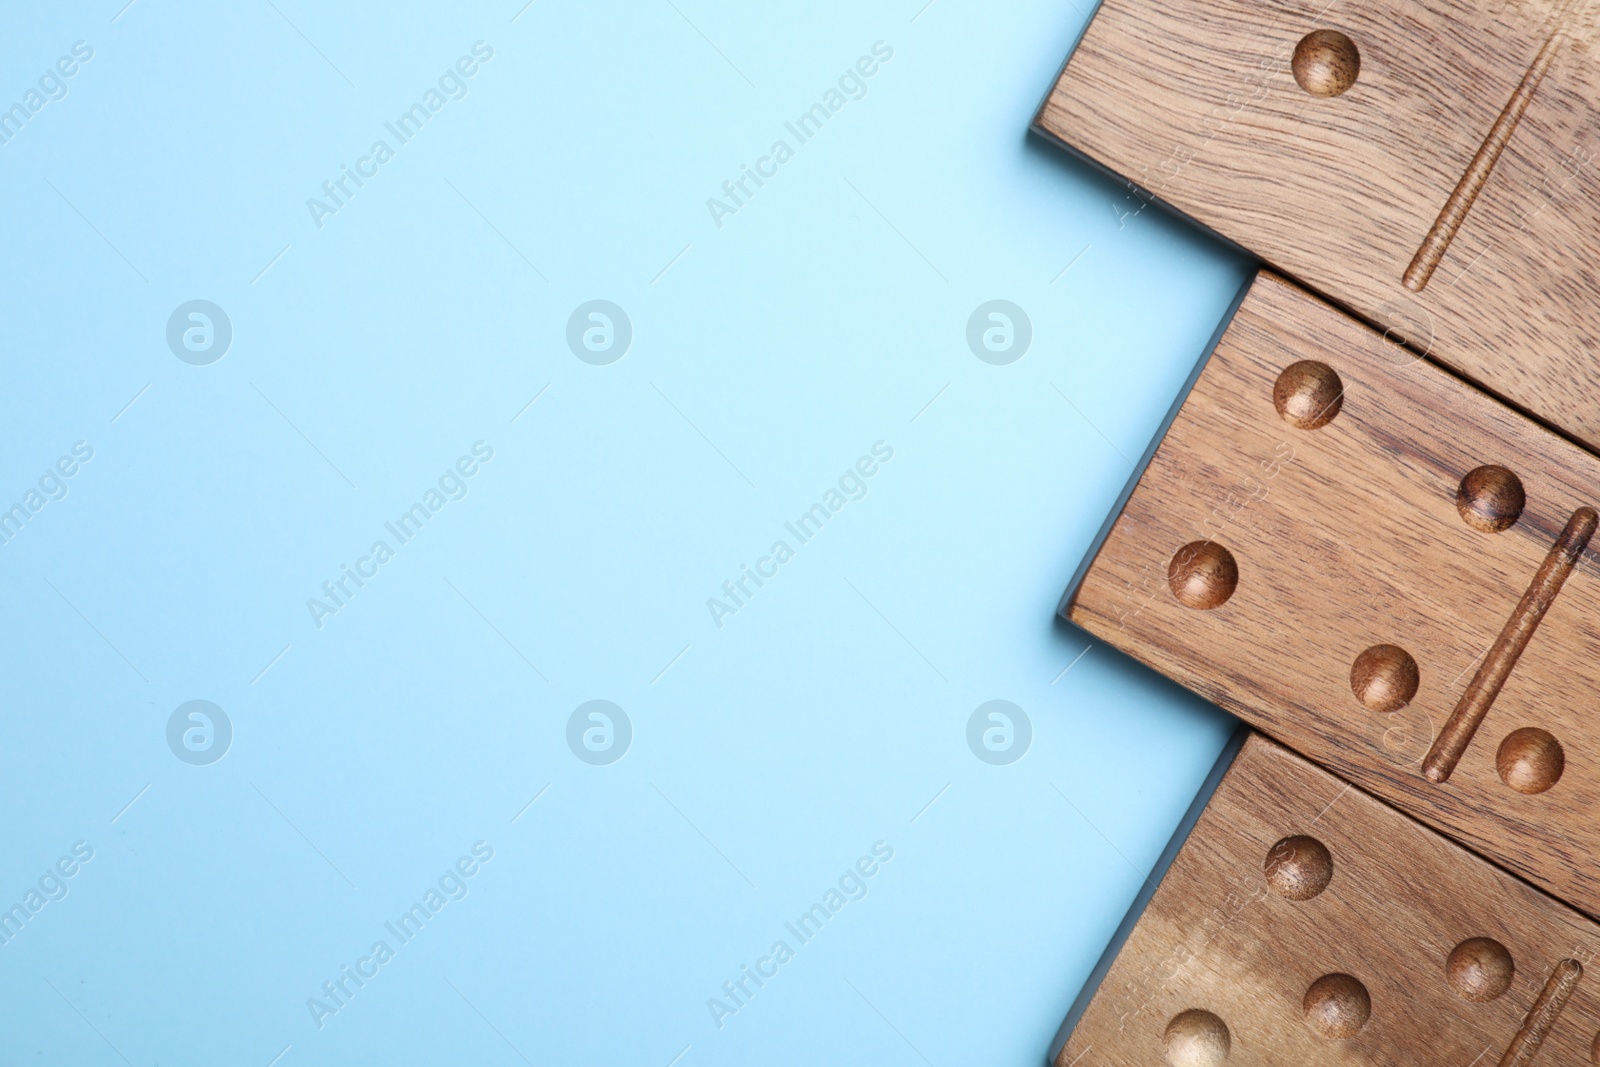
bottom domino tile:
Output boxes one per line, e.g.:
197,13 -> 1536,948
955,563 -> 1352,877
1049,732 -> 1600,1067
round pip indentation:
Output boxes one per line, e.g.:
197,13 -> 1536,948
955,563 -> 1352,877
1163,1009 -> 1231,1067
1456,465 -> 1525,533
1293,29 -> 1361,97
1350,644 -> 1420,712
1264,835 -> 1333,901
1167,541 -> 1238,609
1303,973 -> 1371,1038
1273,360 -> 1344,429
1496,727 -> 1564,794
1446,937 -> 1514,1001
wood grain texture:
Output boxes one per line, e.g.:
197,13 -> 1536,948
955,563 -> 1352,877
1034,0 -> 1600,451
1053,734 -> 1600,1067
1064,271 -> 1600,920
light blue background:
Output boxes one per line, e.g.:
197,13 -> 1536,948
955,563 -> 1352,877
0,1 -> 1248,1063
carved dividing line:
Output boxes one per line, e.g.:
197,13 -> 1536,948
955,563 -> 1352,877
1402,27 -> 1567,292
1497,959 -> 1581,1067
1422,507 -> 1597,782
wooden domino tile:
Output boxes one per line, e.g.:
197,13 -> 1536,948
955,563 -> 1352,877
1050,733 -> 1600,1067
1063,270 -> 1600,920
1034,0 -> 1600,452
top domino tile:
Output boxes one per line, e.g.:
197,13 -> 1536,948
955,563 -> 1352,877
1036,0 -> 1600,450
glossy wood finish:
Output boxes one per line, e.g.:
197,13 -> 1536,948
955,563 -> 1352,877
1063,272 -> 1600,919
1052,735 -> 1600,1067
1035,0 -> 1600,452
